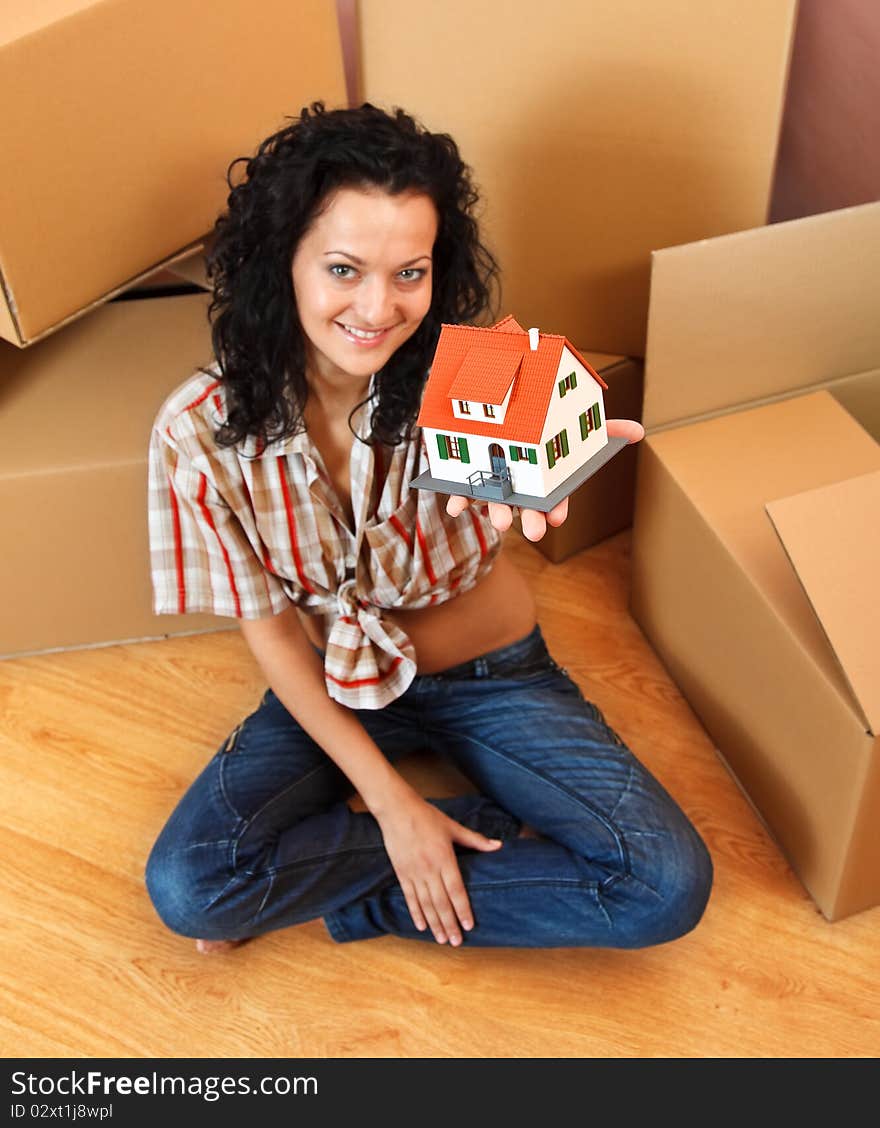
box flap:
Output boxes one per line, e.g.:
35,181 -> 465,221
643,201 -> 880,431
0,269 -> 19,344
766,471 -> 880,735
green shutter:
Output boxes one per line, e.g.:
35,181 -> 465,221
561,429 -> 569,457
558,378 -> 566,397
592,403 -> 601,429
437,434 -> 449,459
528,449 -> 537,465
509,446 -> 520,461
458,436 -> 470,464
579,411 -> 588,440
546,438 -> 556,469
570,371 -> 577,388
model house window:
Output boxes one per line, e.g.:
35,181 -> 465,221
458,400 -> 471,414
509,446 -> 537,464
483,404 -> 496,418
545,429 -> 569,469
558,372 -> 578,397
436,434 -> 470,463
579,402 -> 602,439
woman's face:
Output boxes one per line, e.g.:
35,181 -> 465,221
291,186 -> 438,389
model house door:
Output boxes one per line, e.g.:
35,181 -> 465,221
489,443 -> 506,474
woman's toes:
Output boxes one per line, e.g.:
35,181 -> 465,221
195,938 -> 246,954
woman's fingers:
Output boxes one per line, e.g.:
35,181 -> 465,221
423,874 -> 469,947
446,494 -> 567,542
410,829 -> 505,944
519,507 -> 547,542
606,417 -> 645,443
546,495 -> 570,527
442,868 -> 474,936
447,494 -> 510,531
418,885 -> 449,945
430,882 -> 461,946
486,501 -> 514,532
445,494 -> 470,518
401,880 -> 428,934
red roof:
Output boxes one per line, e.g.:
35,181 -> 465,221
448,346 -> 520,404
417,317 -> 608,443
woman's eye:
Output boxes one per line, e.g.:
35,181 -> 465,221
329,264 -> 356,279
398,268 -> 425,282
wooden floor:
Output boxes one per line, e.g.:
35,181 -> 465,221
2,530 -> 878,1059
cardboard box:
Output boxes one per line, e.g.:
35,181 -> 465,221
530,351 -> 643,563
359,0 -> 797,356
629,201 -> 880,920
0,293 -> 225,656
0,0 -> 345,347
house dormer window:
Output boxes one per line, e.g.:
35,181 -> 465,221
449,345 -> 520,425
558,372 -> 578,397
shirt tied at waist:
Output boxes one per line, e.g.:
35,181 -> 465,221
322,586 -> 418,708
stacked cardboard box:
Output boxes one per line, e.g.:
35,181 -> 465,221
629,202 -> 880,920
0,0 -> 346,655
357,0 -> 798,560
0,294 -> 225,655
0,0 -> 346,346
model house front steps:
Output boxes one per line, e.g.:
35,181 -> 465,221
410,434 -> 629,513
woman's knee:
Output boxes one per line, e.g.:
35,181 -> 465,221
634,823 -> 714,946
145,839 -> 235,940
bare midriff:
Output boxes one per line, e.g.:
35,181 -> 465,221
297,548 -> 538,674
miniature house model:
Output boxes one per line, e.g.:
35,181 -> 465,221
412,316 -> 628,512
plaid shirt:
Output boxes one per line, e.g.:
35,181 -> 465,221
148,370 -> 501,708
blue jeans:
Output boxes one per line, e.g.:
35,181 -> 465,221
146,626 -> 712,948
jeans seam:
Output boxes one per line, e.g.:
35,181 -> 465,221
256,871 -> 275,918
608,762 -> 635,821
431,725 -> 631,877
594,885 -> 614,929
324,911 -> 351,943
218,753 -> 245,822
451,878 -> 602,891
243,842 -> 388,880
202,869 -> 242,913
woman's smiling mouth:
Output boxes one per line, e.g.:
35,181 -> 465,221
337,322 -> 397,344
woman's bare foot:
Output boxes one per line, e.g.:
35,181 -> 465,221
195,938 -> 247,954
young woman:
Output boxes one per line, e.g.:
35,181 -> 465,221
146,102 -> 712,952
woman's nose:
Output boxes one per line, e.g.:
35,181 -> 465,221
355,277 -> 395,325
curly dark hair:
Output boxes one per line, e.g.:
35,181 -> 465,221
206,101 -> 499,450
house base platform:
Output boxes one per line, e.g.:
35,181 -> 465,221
410,435 -> 630,513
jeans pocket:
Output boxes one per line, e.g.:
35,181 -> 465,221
221,722 -> 244,755
220,690 -> 273,756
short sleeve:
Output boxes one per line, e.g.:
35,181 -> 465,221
147,424 -> 291,620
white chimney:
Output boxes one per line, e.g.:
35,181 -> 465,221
528,327 -> 540,351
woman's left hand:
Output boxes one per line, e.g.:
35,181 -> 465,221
445,418 -> 645,543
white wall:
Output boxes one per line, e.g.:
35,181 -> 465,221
537,349 -> 607,494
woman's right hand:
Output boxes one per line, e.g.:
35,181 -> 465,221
374,785 -> 504,945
